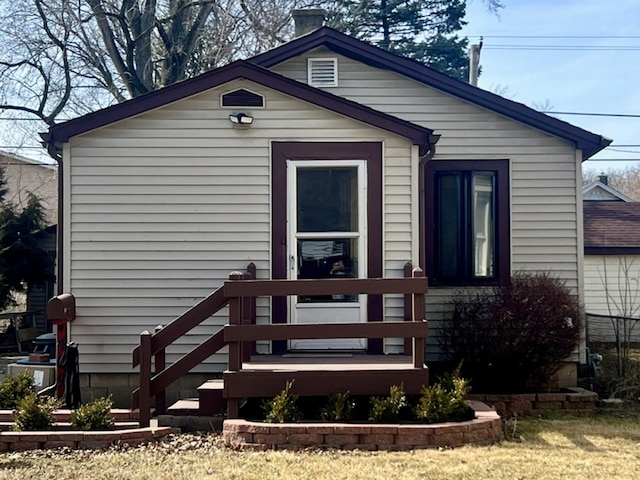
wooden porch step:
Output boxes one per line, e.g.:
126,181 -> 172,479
167,398 -> 201,416
197,379 -> 225,416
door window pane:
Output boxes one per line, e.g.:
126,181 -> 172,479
297,238 -> 358,303
297,168 -> 358,232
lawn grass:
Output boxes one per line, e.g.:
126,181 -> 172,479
1,416 -> 639,480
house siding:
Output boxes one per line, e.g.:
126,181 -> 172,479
65,79 -> 415,373
584,254 -> 640,317
272,51 -> 581,358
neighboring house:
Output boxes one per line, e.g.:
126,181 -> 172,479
42,16 -> 610,405
0,150 -> 58,225
583,175 -> 634,202
0,150 -> 58,333
583,184 -> 640,343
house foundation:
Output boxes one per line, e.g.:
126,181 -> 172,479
80,373 -> 215,408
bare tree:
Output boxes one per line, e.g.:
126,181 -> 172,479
0,1 -> 314,125
1,0 -> 504,154
597,255 -> 640,375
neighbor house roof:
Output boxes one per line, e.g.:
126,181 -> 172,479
41,60 -> 438,158
583,180 -> 634,202
251,27 -> 611,160
584,202 -> 640,254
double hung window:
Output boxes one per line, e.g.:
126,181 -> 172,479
425,160 -> 509,285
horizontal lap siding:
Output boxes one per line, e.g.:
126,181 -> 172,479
584,255 -> 640,317
67,79 -> 413,373
275,52 -> 581,355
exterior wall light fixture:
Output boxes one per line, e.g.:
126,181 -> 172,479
228,112 -> 254,126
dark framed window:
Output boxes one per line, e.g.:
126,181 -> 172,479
425,160 -> 509,286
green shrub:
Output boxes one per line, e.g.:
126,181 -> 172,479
441,272 -> 583,392
71,396 -> 114,430
13,394 -> 60,431
263,380 -> 301,423
320,392 -> 355,422
0,370 -> 36,410
415,367 -> 475,424
369,384 -> 409,423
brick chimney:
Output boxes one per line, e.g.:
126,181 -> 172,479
598,174 -> 608,185
292,9 -> 326,37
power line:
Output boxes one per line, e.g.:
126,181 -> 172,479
467,35 -> 640,39
547,111 -> 640,118
485,45 -> 640,51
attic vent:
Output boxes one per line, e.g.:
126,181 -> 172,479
308,58 -> 338,87
221,89 -> 265,108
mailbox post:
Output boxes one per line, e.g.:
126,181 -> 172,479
46,294 -> 76,399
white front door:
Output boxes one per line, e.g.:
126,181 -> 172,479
287,160 -> 367,350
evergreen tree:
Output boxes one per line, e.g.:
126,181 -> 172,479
327,0 -> 471,80
0,167 -> 53,310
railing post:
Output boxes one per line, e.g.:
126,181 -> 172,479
403,262 -> 413,356
154,324 -> 166,415
139,330 -> 152,427
412,267 -> 426,369
227,271 -> 245,418
241,266 -> 254,362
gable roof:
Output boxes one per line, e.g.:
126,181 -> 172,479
251,27 -> 611,160
583,180 -> 634,202
584,202 -> 640,254
41,60 -> 438,158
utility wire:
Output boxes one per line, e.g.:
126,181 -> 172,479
466,35 -> 640,39
547,112 -> 640,118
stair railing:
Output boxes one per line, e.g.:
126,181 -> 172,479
132,263 -> 255,427
133,264 -> 427,426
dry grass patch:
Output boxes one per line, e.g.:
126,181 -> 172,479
1,417 -> 639,479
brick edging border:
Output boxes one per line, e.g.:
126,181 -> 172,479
223,400 -> 501,450
0,427 -> 177,452
466,387 -> 598,417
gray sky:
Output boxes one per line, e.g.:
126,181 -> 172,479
462,0 -> 640,173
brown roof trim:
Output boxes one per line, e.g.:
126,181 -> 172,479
42,60 -> 438,155
252,27 -> 611,160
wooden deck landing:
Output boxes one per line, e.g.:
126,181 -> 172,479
223,354 -> 429,400
244,353 -> 418,371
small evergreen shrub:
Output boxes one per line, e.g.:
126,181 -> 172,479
320,392 -> 355,422
369,384 -> 409,423
0,370 -> 35,409
263,380 -> 301,423
415,367 -> 475,424
13,394 -> 60,431
441,272 -> 583,392
71,396 -> 114,430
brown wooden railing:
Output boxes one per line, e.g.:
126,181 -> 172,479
131,264 -> 256,427
133,264 -> 428,426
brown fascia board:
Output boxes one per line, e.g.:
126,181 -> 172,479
41,60 -> 437,156
252,27 -> 612,159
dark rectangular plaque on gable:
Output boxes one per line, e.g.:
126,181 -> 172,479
222,89 -> 264,107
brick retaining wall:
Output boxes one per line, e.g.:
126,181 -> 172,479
466,388 -> 598,417
223,400 -> 501,451
0,426 -> 176,452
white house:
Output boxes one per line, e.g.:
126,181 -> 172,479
42,16 -> 611,405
